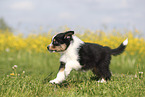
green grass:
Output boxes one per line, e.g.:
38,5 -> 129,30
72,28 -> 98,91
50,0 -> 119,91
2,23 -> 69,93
0,51 -> 145,97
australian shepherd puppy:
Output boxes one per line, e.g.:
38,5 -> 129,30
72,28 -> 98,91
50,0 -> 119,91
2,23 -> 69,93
47,31 -> 128,84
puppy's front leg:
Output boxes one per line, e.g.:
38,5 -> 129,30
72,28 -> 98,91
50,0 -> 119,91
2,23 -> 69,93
49,61 -> 74,84
49,62 -> 66,84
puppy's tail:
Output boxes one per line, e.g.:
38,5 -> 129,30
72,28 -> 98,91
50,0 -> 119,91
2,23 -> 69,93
111,38 -> 128,56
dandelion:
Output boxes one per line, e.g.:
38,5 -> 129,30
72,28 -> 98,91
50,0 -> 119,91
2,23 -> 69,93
12,65 -> 17,69
14,65 -> 17,68
12,67 -> 15,69
138,72 -> 143,79
139,72 -> 143,74
23,71 -> 25,73
10,73 -> 14,75
12,65 -> 18,77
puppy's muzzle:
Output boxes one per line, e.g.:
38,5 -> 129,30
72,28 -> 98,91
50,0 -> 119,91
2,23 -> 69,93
47,45 -> 56,53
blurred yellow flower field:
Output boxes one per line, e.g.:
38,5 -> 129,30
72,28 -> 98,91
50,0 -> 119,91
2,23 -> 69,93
0,30 -> 144,56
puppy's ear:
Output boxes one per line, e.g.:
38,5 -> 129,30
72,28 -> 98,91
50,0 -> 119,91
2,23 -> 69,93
64,31 -> 74,39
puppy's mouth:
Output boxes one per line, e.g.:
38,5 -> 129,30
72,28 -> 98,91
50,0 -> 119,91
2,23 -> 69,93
48,50 -> 64,53
47,44 -> 67,53
48,50 -> 57,53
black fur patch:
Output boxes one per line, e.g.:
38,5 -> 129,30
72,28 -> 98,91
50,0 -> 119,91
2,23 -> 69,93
78,42 -> 126,80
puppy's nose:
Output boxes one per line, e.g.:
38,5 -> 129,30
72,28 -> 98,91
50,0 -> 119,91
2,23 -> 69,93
47,45 -> 50,50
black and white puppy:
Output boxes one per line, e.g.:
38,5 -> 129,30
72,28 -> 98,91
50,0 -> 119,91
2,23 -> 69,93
47,31 -> 128,84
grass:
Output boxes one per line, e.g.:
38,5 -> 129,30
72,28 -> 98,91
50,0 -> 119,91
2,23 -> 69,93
0,51 -> 145,97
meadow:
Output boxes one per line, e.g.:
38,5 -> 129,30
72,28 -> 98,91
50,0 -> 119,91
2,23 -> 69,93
0,29 -> 145,97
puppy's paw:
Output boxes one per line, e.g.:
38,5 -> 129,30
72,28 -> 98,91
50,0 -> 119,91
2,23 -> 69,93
98,78 -> 106,83
49,79 -> 61,84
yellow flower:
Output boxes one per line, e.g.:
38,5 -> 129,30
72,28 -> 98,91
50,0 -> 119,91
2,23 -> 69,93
10,73 -> 14,75
0,28 -> 145,56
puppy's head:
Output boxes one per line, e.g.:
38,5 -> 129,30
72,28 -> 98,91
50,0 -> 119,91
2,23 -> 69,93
47,31 -> 74,52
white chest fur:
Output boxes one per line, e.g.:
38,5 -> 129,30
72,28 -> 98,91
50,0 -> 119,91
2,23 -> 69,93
60,36 -> 84,70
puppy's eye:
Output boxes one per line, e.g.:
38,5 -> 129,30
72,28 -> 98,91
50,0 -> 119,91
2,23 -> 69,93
55,41 -> 58,44
53,41 -> 59,45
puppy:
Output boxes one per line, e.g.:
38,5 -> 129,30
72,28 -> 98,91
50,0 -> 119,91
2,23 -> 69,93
47,31 -> 128,84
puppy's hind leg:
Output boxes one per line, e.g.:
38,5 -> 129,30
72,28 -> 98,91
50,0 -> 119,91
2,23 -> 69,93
92,66 -> 101,81
97,56 -> 112,83
99,60 -> 111,82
